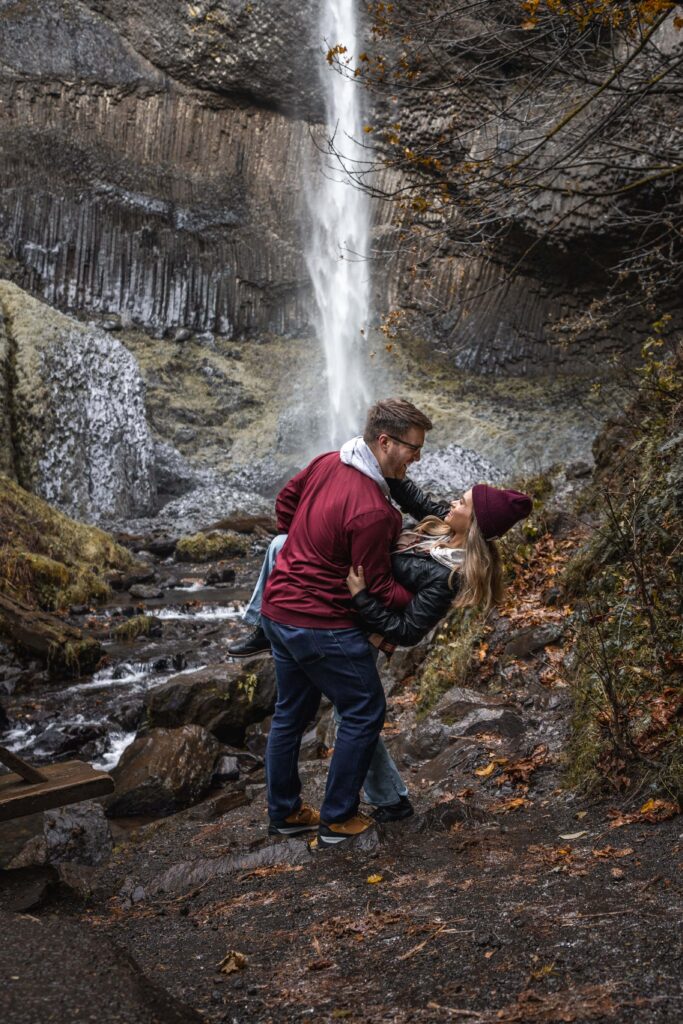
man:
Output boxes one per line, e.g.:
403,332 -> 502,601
259,398 -> 433,847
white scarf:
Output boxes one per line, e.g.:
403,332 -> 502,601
339,435 -> 391,499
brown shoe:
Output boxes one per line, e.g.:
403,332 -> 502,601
317,813 -> 374,847
268,802 -> 320,835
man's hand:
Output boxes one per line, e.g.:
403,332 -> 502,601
346,565 -> 367,597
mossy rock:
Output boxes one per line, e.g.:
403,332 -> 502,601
175,530 -> 249,563
114,615 -> 162,641
0,473 -> 131,611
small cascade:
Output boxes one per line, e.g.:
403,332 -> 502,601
305,0 -> 372,447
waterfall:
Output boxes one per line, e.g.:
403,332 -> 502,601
305,0 -> 372,447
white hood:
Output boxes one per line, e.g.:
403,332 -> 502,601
339,435 -> 391,500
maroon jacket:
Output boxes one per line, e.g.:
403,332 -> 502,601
261,452 -> 413,629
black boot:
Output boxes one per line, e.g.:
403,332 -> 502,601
371,795 -> 414,823
227,626 -> 271,657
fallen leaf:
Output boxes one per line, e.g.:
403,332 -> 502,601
639,799 -> 680,822
217,950 -> 247,975
491,796 -> 530,813
484,949 -> 496,958
592,846 -> 633,860
367,874 -> 383,884
308,959 -> 334,971
611,867 -> 625,880
576,810 -> 588,819
475,762 -> 496,777
559,831 -> 587,840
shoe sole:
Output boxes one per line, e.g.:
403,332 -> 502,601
268,823 -> 318,836
316,830 -> 371,847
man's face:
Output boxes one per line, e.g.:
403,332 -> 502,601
376,426 -> 425,479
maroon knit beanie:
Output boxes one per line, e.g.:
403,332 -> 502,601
471,485 -> 532,541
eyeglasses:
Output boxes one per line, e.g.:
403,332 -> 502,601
385,434 -> 423,453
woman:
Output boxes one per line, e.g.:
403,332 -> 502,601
346,477 -> 532,646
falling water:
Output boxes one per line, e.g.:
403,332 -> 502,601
305,0 -> 372,447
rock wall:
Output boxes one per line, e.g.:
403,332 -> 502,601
0,281 -> 156,522
0,0 -> 679,376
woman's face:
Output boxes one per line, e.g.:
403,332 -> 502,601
444,488 -> 474,533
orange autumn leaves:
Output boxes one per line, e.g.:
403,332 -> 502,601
521,0 -> 681,31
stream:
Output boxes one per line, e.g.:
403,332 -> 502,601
1,546 -> 263,774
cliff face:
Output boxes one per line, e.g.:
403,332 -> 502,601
0,0 -> 318,338
0,281 -> 156,522
0,0 -> 680,375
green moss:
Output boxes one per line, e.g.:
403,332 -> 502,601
0,474 -> 131,610
113,615 -> 156,641
416,607 -> 488,714
175,530 -> 249,563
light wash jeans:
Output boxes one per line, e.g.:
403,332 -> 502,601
242,534 -> 408,806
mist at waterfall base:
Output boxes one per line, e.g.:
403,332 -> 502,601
304,0 -> 373,449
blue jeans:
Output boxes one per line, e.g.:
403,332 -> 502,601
244,536 -> 408,808
263,617 -> 398,823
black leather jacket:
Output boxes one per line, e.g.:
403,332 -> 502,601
351,478 -> 457,647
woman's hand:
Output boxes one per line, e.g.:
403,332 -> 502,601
346,565 -> 367,596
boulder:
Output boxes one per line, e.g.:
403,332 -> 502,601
504,624 -> 564,659
0,281 -> 156,523
145,660 -> 276,745
388,629 -> 436,683
128,584 -> 164,600
244,715 -> 272,758
399,687 -> 525,763
399,719 -> 453,762
107,725 -> 222,817
10,801 -> 113,868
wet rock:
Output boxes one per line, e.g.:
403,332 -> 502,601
205,566 -> 236,585
44,802 -> 113,866
504,623 -> 565,659
173,328 -> 192,343
128,583 -> 165,600
400,719 -> 453,762
0,866 -> 59,912
145,661 -> 276,745
56,861 -> 100,899
148,838 -> 314,896
433,685 -> 507,717
109,564 -> 156,591
207,789 -> 251,819
144,536 -> 179,558
463,708 -> 525,738
153,439 -> 200,500
388,630 -> 436,683
107,725 -> 223,817
10,801 -> 113,867
244,715 -> 272,757
213,754 -> 240,784
8,835 -> 48,870
0,281 -> 156,522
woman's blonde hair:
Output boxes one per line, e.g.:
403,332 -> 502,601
413,515 -> 503,611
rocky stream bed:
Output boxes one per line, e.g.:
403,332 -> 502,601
1,507 -> 681,1024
